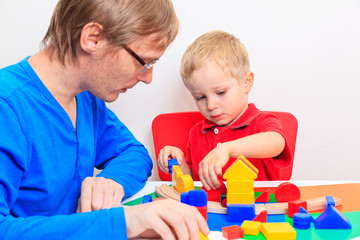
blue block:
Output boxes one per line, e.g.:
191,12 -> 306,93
180,190 -> 207,207
326,195 -> 336,208
227,204 -> 255,222
168,158 -> 179,175
314,205 -> 352,229
142,194 -> 153,204
293,212 -> 313,229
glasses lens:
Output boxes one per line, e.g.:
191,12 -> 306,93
142,60 -> 157,72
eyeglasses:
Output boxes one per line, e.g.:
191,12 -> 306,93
122,45 -> 157,73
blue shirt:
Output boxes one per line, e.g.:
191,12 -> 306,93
0,58 -> 153,239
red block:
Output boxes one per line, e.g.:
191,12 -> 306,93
222,225 -> 244,239
275,182 -> 300,203
196,206 -> 208,221
202,179 -> 227,202
288,200 -> 307,218
253,210 -> 267,223
255,189 -> 270,203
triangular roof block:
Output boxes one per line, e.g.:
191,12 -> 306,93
223,155 -> 259,180
314,205 -> 352,229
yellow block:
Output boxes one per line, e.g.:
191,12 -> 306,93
172,165 -> 183,186
227,179 -> 254,193
261,222 -> 296,240
200,231 -> 209,240
241,220 -> 261,235
227,192 -> 254,204
175,174 -> 194,193
223,155 -> 259,180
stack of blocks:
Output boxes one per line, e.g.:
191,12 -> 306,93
223,155 -> 259,205
223,155 -> 259,223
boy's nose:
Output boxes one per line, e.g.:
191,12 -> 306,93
207,97 -> 218,110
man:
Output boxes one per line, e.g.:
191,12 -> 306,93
0,0 -> 209,239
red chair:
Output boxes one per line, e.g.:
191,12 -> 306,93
152,111 -> 298,181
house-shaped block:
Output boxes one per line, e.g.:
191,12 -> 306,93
223,155 -> 258,204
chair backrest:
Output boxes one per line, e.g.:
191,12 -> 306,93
152,111 -> 298,181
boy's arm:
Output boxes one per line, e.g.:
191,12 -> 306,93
199,132 -> 285,190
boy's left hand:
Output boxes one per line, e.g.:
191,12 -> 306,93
199,144 -> 229,191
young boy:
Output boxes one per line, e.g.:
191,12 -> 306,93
158,30 -> 293,191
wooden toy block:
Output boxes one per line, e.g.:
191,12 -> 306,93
306,196 -> 342,212
255,204 -> 267,215
202,179 -> 226,202
222,225 -> 244,239
141,194 -> 153,204
314,204 -> 352,229
227,204 -> 256,222
227,179 -> 254,193
261,222 -> 296,240
200,231 -> 209,240
255,189 -> 270,203
288,199 -> 307,218
181,190 -> 207,207
274,182 -> 300,203
241,220 -> 261,235
223,155 -> 258,180
253,210 -> 267,222
175,174 -> 194,193
168,158 -> 178,175
171,165 -> 183,186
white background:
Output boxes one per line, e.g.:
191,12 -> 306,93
1,0 -> 359,180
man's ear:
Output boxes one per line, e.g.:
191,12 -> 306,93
243,72 -> 254,93
79,22 -> 105,53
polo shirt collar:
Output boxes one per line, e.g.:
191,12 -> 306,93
201,103 -> 261,131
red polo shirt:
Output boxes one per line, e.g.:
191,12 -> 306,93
185,103 -> 293,181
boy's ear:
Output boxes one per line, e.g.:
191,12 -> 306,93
243,72 -> 254,93
79,22 -> 105,53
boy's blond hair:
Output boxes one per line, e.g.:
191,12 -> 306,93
42,0 -> 179,65
180,30 -> 250,83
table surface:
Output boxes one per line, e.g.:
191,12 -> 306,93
123,180 -> 360,204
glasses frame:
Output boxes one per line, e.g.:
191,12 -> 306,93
122,45 -> 156,73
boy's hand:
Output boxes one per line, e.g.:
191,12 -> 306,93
199,144 -> 229,191
158,146 -> 185,174
124,198 -> 209,239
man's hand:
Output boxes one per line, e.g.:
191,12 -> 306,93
77,177 -> 124,213
125,199 -> 209,240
